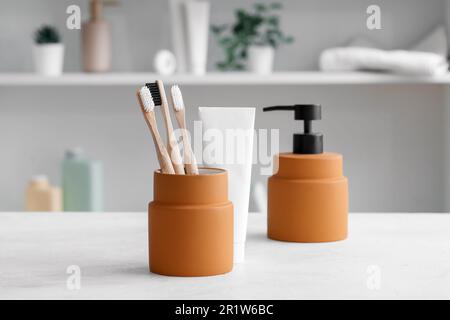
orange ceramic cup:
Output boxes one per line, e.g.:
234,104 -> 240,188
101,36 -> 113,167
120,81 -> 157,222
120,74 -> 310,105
149,168 -> 233,276
268,152 -> 348,242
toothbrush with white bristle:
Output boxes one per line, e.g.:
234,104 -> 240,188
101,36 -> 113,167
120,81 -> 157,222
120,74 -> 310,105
146,80 -> 185,175
170,85 -> 199,175
137,86 -> 175,174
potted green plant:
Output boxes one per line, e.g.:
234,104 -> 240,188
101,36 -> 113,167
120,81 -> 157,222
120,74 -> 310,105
33,25 -> 64,76
211,2 -> 293,74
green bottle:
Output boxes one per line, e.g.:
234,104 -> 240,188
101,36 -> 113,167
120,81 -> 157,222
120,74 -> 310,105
62,148 -> 103,211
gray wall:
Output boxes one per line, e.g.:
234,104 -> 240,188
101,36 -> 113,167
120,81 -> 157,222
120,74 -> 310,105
0,0 -> 449,212
1,85 -> 446,212
0,0 -> 446,72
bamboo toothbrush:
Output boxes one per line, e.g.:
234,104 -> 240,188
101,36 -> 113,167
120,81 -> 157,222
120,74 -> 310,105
146,81 -> 185,175
170,85 -> 199,175
137,86 -> 175,174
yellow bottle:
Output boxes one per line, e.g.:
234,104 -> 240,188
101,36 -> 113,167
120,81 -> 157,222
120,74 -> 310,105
25,175 -> 62,212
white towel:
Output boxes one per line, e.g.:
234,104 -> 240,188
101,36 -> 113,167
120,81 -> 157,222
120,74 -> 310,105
320,47 -> 448,76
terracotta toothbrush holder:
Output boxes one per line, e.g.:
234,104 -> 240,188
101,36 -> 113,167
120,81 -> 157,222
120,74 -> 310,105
149,168 -> 234,277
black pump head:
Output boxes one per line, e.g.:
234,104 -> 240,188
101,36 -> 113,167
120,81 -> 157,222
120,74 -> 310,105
263,104 -> 323,154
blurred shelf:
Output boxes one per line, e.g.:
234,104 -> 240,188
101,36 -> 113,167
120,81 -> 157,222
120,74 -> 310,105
1,72 -> 450,86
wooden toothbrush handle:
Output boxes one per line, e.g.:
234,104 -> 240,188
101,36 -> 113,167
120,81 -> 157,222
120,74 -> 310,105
175,110 -> 199,175
136,91 -> 174,174
157,80 -> 185,174
145,112 -> 175,174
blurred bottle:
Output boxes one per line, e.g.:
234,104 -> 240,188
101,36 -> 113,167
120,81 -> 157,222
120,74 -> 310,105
82,0 -> 111,72
62,148 -> 103,211
26,175 -> 61,212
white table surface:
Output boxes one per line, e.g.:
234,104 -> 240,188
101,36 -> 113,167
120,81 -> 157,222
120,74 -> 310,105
1,212 -> 449,300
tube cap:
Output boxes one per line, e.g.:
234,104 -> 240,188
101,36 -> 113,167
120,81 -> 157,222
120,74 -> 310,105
234,242 -> 245,263
263,105 -> 323,154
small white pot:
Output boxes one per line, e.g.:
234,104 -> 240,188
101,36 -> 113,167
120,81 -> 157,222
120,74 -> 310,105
33,43 -> 65,76
247,45 -> 274,74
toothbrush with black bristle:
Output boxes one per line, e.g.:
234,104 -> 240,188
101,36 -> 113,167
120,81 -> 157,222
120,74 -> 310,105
136,86 -> 175,174
146,80 -> 185,175
170,84 -> 199,175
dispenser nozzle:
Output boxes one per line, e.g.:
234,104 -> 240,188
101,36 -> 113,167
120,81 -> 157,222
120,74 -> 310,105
263,104 -> 323,154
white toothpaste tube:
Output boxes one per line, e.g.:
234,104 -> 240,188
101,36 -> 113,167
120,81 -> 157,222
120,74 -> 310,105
198,107 -> 255,263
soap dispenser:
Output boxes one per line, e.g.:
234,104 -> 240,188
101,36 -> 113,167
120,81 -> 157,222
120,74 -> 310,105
263,105 -> 348,242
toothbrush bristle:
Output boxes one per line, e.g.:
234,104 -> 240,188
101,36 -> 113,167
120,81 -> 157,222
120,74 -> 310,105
145,82 -> 162,106
171,85 -> 185,111
139,86 -> 154,112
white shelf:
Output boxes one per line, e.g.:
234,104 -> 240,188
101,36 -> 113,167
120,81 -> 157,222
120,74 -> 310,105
0,72 -> 450,86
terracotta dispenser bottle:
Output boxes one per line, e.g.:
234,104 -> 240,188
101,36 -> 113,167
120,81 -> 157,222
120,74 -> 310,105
263,105 -> 348,242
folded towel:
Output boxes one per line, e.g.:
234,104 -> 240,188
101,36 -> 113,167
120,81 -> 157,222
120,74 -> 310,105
320,47 -> 448,76
320,26 -> 449,76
